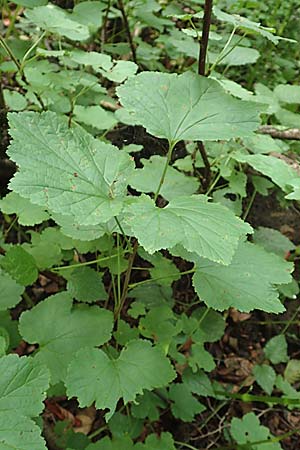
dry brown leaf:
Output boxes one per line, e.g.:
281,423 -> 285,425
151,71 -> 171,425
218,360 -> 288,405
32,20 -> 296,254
74,407 -> 96,435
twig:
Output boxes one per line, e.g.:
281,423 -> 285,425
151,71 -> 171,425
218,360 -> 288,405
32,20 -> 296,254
101,0 -> 111,52
198,0 -> 213,76
117,0 -> 137,64
0,82 -> 8,159
197,141 -> 211,190
197,0 -> 213,191
259,125 -> 300,140
114,239 -> 138,320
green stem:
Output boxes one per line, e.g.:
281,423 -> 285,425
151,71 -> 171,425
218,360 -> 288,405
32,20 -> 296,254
208,25 -> 237,74
214,427 -> 300,450
128,268 -> 195,289
242,188 -> 257,220
88,424 -> 108,439
206,172 -> 221,196
0,34 -> 22,72
51,253 -> 121,271
5,5 -> 22,38
116,233 -> 121,313
22,292 -> 34,308
175,442 -> 198,450
20,31 -> 46,71
154,142 -> 175,201
114,216 -> 130,247
281,303 -> 300,334
214,389 -> 300,406
209,27 -> 247,73
114,239 -> 138,320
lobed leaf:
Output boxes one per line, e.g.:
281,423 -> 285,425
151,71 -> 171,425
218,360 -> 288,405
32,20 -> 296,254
0,354 -> 49,449
117,71 -> 260,144
0,268 -> 24,311
66,340 -> 176,420
8,111 -> 134,226
19,292 -> 113,383
193,241 -> 292,312
124,195 -> 252,265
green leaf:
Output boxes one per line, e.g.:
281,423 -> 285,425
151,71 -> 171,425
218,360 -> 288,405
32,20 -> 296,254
188,343 -> 215,372
69,49 -> 112,70
101,61 -> 138,83
231,412 -> 281,449
193,241 -> 292,312
13,0 -> 47,6
276,374 -> 300,401
253,364 -> 276,395
66,340 -> 176,420
0,192 -> 49,226
0,354 -> 49,450
117,71 -> 260,145
108,412 -> 143,439
137,433 -> 176,450
74,105 -> 117,131
264,335 -> 288,364
125,195 -> 252,265
66,267 -> 107,303
128,284 -> 174,316
139,305 -> 179,346
284,360 -> 300,384
8,111 -> 134,225
275,108 -> 300,128
234,153 -> 297,192
210,46 -> 260,66
286,178 -> 300,200
52,213 -> 113,241
274,84 -> 300,104
242,134 -> 287,154
3,90 -> 27,111
0,311 -> 21,350
25,5 -> 90,41
213,7 -> 291,44
22,229 -> 63,270
0,268 -> 24,311
128,155 -> 199,201
0,409 -> 47,450
87,433 -> 176,450
182,368 -> 214,397
253,227 -> 295,257
0,246 -> 38,286
72,1 -> 104,32
278,278 -> 299,299
0,354 -> 49,415
19,292 -> 113,383
169,383 -> 205,422
138,250 -> 181,286
87,436 -> 134,450
114,320 -> 139,346
131,391 -> 166,421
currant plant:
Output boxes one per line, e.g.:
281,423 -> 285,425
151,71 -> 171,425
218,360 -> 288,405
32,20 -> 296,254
1,0 -> 300,449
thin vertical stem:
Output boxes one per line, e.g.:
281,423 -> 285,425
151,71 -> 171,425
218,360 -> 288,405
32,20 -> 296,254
114,239 -> 138,320
197,0 -> 213,191
197,141 -> 211,190
0,34 -> 22,72
198,0 -> 213,76
154,142 -> 174,201
101,0 -> 111,51
242,188 -> 257,220
117,0 -> 137,64
0,82 -> 8,159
